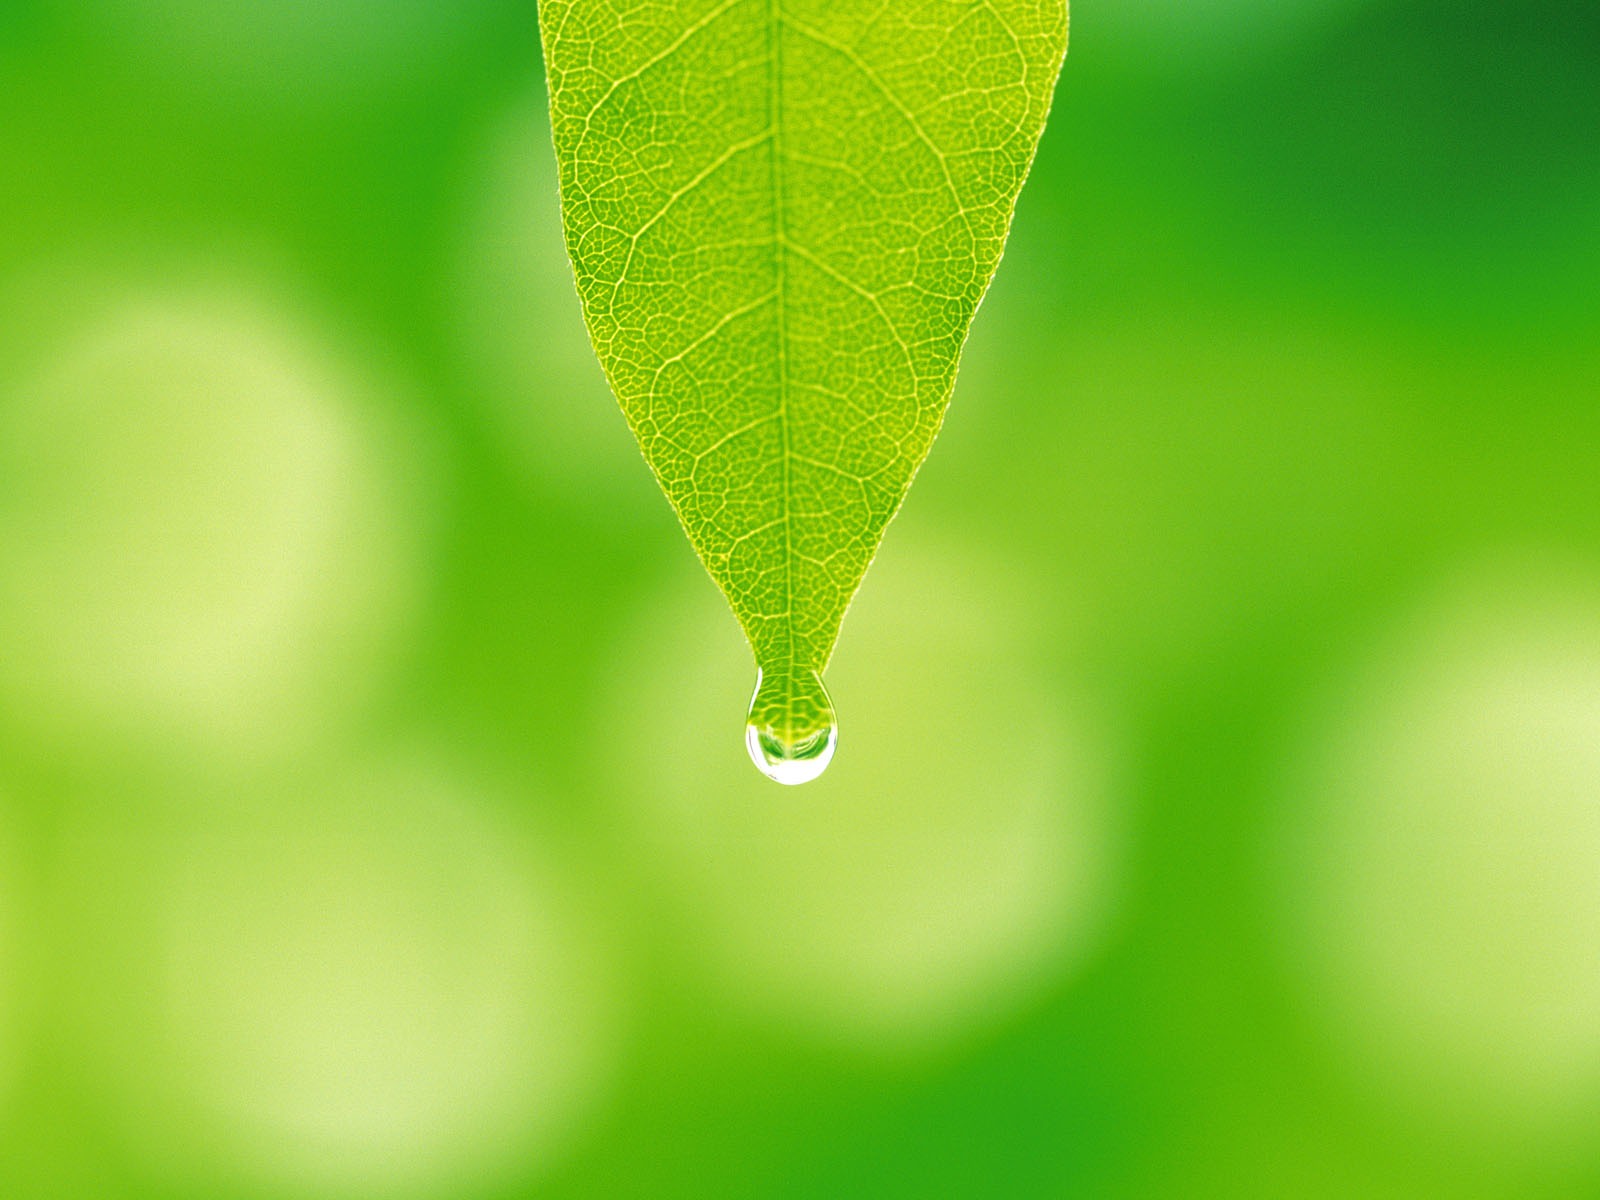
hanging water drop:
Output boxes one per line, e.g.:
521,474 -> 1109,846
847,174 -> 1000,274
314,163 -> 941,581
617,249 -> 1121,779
745,667 -> 838,785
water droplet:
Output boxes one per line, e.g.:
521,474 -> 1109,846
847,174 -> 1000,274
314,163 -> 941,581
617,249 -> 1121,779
744,667 -> 838,785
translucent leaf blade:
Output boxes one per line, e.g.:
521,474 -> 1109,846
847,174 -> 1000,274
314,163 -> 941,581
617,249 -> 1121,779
541,0 -> 1067,759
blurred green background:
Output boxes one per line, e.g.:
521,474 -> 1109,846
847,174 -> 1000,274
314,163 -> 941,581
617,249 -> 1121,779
2,1 -> 1599,1196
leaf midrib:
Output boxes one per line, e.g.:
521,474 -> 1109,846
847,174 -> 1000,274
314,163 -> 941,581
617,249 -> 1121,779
766,0 -> 796,699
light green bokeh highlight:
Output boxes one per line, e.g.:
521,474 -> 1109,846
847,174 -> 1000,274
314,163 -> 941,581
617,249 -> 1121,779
602,537 -> 1114,1050
47,755 -> 620,1199
0,275 -> 424,768
1284,557 -> 1600,1153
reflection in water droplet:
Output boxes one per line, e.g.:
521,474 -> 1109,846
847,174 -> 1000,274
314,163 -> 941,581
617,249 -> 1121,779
744,668 -> 838,785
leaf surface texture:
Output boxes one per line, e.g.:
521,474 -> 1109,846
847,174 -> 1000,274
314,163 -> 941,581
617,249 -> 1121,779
542,0 -> 1067,707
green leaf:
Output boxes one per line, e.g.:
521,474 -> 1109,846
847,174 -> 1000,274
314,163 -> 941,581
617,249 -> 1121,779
541,0 -> 1067,779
